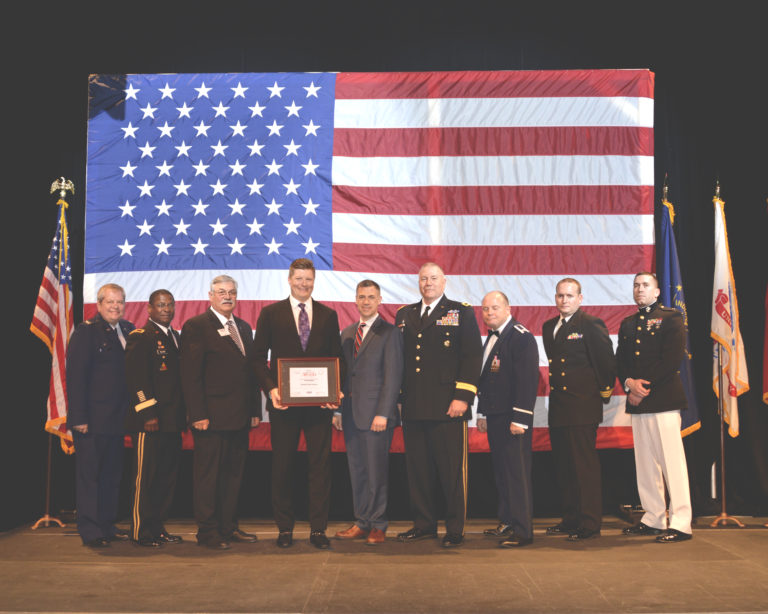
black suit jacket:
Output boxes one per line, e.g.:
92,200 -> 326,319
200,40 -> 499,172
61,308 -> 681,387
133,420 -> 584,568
180,309 -> 261,430
476,318 -> 540,428
66,313 -> 135,434
124,320 -> 186,432
395,295 -> 482,421
616,302 -> 687,414
542,309 -> 615,427
252,298 -> 344,412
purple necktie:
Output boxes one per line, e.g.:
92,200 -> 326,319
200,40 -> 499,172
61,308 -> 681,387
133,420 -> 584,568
298,303 -> 310,351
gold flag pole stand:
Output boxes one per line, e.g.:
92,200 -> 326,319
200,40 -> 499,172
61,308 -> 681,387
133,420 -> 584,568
31,178 -> 74,531
710,182 -> 744,529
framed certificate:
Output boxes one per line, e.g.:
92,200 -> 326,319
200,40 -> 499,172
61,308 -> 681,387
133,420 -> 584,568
276,357 -> 341,406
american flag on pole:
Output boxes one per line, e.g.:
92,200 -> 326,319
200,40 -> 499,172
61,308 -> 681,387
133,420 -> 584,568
30,198 -> 74,453
85,70 -> 654,451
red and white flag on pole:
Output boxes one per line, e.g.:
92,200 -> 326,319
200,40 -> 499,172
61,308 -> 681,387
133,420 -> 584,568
711,195 -> 749,437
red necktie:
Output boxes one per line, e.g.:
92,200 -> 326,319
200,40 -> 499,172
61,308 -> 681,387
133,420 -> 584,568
354,322 -> 366,357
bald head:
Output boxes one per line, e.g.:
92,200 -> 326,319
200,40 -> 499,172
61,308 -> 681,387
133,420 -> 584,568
481,290 -> 511,331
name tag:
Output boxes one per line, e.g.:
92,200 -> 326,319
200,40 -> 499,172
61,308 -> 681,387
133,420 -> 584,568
218,328 -> 230,337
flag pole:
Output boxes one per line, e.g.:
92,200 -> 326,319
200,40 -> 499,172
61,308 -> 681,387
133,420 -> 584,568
31,178 -> 73,531
710,181 -> 744,529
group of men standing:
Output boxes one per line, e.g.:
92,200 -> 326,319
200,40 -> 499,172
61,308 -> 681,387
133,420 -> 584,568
65,258 -> 693,550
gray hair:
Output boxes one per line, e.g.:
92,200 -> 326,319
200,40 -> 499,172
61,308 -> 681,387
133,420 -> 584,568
210,275 -> 238,292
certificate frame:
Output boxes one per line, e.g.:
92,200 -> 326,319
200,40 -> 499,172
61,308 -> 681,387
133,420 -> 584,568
276,357 -> 341,406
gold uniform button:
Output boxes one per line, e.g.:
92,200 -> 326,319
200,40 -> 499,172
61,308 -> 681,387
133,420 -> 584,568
651,332 -> 655,335
550,386 -> 554,391
561,358 -> 565,363
445,332 -> 449,336
636,339 -> 641,344
415,356 -> 421,361
635,351 -> 640,356
416,344 -> 421,349
636,326 -> 641,331
417,333 -> 422,339
639,315 -> 645,320
548,372 -> 552,377
415,367 -> 421,373
562,386 -> 567,391
548,359 -> 552,364
561,372 -> 565,376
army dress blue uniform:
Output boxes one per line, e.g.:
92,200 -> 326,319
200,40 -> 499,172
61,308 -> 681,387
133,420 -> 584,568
125,320 -> 186,543
66,313 -> 135,544
396,296 -> 482,537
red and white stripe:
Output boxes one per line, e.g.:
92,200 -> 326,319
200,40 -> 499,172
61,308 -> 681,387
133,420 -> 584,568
86,69 -> 654,451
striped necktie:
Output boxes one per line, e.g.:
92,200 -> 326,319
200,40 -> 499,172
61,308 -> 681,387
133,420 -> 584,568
354,322 -> 366,357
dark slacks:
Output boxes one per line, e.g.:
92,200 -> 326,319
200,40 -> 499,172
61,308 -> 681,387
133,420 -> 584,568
486,413 -> 533,539
192,428 -> 248,542
343,422 -> 393,531
549,423 -> 602,532
269,407 -> 332,532
72,432 -> 124,543
130,431 -> 182,541
403,419 -> 468,535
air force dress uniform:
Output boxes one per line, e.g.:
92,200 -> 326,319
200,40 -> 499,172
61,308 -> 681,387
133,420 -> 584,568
125,320 -> 186,543
66,313 -> 135,544
476,316 -> 539,541
396,296 -> 482,538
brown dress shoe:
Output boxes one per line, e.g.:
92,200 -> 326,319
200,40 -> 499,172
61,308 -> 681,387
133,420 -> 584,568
335,525 -> 369,539
366,528 -> 386,545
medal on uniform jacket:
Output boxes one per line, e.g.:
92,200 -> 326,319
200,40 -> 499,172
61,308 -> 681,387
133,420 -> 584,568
437,309 -> 460,326
490,355 -> 500,373
567,332 -> 583,340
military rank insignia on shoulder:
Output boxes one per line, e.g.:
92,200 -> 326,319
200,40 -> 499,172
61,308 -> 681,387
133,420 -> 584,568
462,302 -> 471,307
513,323 -> 530,335
130,328 -> 144,335
396,304 -> 408,311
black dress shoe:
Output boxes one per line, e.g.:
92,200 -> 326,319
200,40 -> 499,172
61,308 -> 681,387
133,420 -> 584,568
483,523 -> 514,537
276,531 -> 293,548
622,522 -> 664,536
229,529 -> 258,543
136,537 -> 163,547
309,531 -> 331,549
397,527 -> 438,542
157,531 -> 183,544
442,533 -> 464,548
197,538 -> 231,550
499,534 -> 533,548
84,537 -> 111,549
656,529 -> 692,543
108,529 -> 130,542
545,524 -> 575,536
566,528 -> 601,541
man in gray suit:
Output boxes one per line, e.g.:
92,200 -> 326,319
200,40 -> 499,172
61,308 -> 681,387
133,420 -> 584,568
333,280 -> 403,545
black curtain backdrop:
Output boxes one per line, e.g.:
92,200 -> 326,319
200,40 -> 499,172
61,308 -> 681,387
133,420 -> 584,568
5,1 -> 766,531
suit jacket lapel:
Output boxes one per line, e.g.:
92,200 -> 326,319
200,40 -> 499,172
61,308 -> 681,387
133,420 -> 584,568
206,309 -> 244,357
279,298 -> 304,353
355,317 -> 381,361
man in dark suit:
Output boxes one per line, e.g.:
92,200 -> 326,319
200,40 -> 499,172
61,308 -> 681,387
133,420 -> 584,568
180,275 -> 262,550
333,280 -> 403,545
395,263 -> 482,548
542,278 -> 615,541
476,291 -> 539,548
125,289 -> 185,547
617,272 -> 692,542
252,258 -> 344,550
67,283 -> 134,548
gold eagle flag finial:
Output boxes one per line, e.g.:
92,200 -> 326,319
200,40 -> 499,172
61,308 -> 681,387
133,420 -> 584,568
50,177 -> 74,200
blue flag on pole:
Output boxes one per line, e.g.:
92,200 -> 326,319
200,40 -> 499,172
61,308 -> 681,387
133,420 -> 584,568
658,199 -> 701,436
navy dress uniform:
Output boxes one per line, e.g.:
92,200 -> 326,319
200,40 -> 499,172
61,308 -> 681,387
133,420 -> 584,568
125,320 -> 186,544
396,296 -> 482,539
542,308 -> 615,536
66,313 -> 135,544
476,316 -> 539,542
617,301 -> 692,536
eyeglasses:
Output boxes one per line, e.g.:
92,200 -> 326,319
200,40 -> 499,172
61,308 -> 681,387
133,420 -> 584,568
213,289 -> 237,298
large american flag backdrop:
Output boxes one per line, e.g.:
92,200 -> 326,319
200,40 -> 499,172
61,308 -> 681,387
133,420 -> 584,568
85,70 -> 654,452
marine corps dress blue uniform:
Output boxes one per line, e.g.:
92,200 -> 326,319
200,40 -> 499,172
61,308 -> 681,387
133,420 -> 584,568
617,301 -> 692,536
125,320 -> 186,544
396,296 -> 482,540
